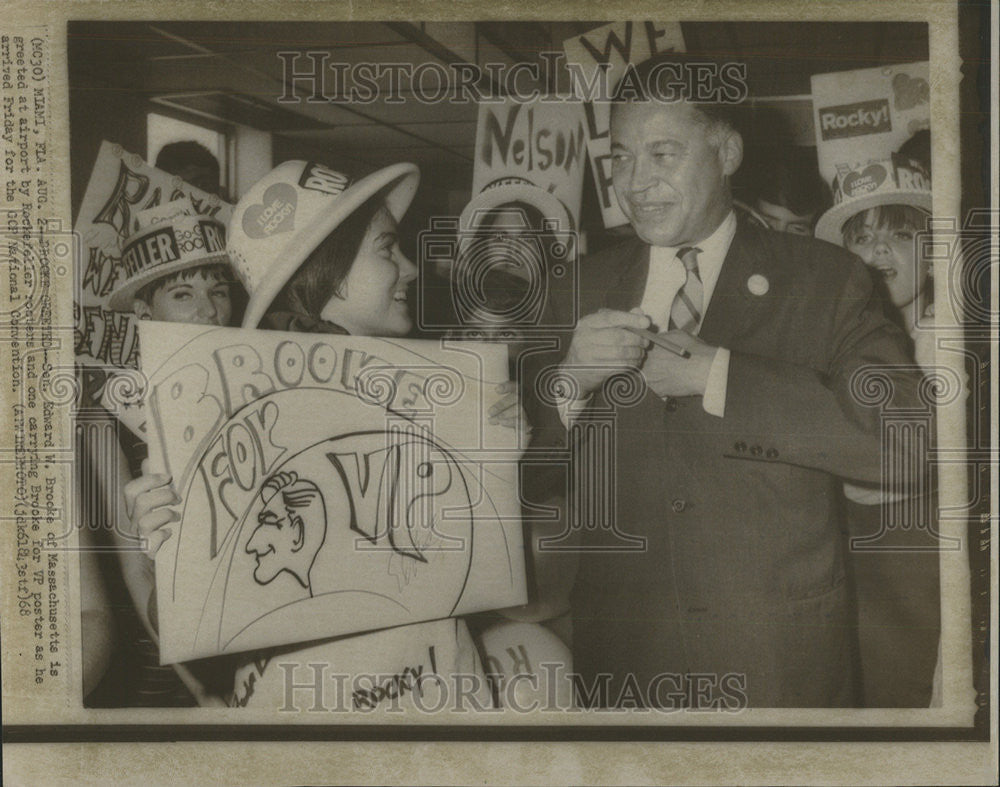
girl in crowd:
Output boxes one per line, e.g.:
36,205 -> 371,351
127,161 -> 515,708
815,137 -> 940,707
87,202 -> 237,706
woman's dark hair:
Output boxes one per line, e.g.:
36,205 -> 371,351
841,204 -> 930,243
270,191 -> 388,320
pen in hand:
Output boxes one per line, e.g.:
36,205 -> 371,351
625,326 -> 692,359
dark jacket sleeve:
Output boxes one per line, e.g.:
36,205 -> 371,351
719,256 -> 931,486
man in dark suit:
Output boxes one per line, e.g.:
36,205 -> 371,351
528,56 -> 927,708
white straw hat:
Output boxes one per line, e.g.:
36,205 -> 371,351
814,153 -> 931,245
228,160 -> 419,328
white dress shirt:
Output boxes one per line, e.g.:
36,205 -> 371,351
560,211 -> 736,422
639,211 -> 736,417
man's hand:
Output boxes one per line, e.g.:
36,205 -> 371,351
640,330 -> 718,399
561,308 -> 651,399
123,458 -> 180,557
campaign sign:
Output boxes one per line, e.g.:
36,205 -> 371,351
471,98 -> 588,228
74,141 -> 232,369
562,21 -> 686,228
811,61 -> 930,186
139,323 -> 526,663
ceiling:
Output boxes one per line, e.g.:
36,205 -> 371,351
68,20 -> 929,197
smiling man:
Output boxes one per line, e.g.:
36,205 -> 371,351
533,53 -> 930,709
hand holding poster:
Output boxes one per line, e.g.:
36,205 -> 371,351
138,322 -> 526,663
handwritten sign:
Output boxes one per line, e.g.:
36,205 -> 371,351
562,21 -> 686,227
471,99 -> 587,228
73,141 -> 232,369
811,61 -> 930,186
139,322 -> 526,663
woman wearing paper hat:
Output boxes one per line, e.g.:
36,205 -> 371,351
816,137 -> 941,708
130,160 -> 504,708
226,159 -> 420,334
104,199 -> 238,707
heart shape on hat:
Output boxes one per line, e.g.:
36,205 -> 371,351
842,164 -> 888,198
892,72 -> 930,111
243,183 -> 298,239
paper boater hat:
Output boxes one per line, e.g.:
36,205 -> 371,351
459,176 -> 574,237
107,198 -> 229,311
814,153 -> 932,244
227,160 -> 419,328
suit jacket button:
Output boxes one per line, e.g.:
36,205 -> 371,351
734,441 -> 747,453
750,444 -> 763,456
766,448 -> 779,459
671,498 -> 687,513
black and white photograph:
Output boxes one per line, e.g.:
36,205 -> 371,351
1,3 -> 995,785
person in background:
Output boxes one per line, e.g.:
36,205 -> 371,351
155,140 -> 223,198
750,147 -> 829,236
89,202 -> 236,706
814,137 -> 940,707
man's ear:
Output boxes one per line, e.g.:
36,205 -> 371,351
289,513 -> 305,552
132,299 -> 152,320
718,129 -> 743,178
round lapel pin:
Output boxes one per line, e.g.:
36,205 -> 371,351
747,274 -> 769,296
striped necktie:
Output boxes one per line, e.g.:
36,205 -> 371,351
668,246 -> 703,333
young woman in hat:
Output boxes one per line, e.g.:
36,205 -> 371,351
815,137 -> 941,708
86,202 -> 238,706
127,161 -> 515,709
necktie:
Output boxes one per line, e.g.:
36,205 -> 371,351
668,246 -> 703,333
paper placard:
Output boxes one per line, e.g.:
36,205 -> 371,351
811,61 -> 930,186
138,322 -> 526,663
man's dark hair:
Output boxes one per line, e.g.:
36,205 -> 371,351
133,262 -> 234,305
155,141 -> 221,184
270,190 -> 387,321
754,148 -> 829,219
610,51 -> 749,135
896,129 -> 931,175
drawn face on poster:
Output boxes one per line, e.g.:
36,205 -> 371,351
246,471 -> 327,590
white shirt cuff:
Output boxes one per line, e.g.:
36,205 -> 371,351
702,347 -> 730,418
557,394 -> 592,428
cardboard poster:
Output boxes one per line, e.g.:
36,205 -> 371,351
73,141 -> 233,369
811,61 -> 930,185
471,98 -> 588,228
562,21 -> 687,227
138,322 -> 526,663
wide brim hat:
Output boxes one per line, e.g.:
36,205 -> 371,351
228,160 -> 419,328
814,153 -> 932,244
107,200 -> 229,311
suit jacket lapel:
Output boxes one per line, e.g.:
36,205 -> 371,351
605,239 -> 650,311
699,220 -> 771,349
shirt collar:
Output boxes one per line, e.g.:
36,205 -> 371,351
649,211 -> 736,265
648,211 -> 737,295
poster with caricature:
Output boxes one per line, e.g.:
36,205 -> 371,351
138,322 -> 526,663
